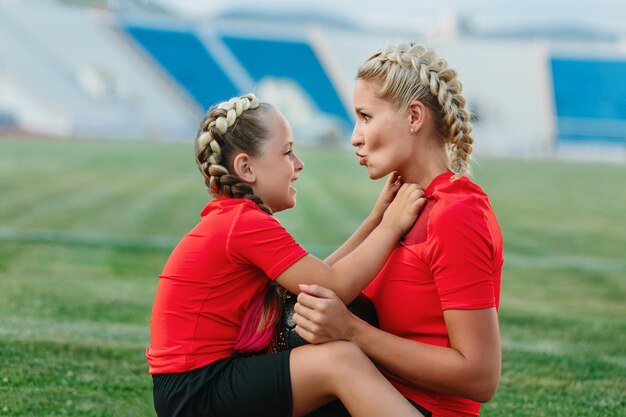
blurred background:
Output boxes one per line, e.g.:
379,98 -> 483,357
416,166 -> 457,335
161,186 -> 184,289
2,0 -> 626,157
0,1 -> 625,416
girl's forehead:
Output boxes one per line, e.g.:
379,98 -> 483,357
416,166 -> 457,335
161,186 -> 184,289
261,109 -> 293,147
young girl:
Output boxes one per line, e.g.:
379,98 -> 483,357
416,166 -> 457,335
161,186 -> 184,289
146,93 -> 427,417
293,43 -> 504,417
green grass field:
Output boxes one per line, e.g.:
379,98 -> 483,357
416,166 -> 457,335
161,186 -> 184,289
1,136 -> 625,416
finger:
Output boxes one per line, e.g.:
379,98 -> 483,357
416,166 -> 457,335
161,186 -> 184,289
388,172 -> 401,187
294,325 -> 319,344
405,183 -> 419,194
298,284 -> 336,299
292,312 -> 316,334
412,197 -> 427,214
389,179 -> 402,191
296,291 -> 327,309
293,301 -> 317,321
409,187 -> 423,201
396,183 -> 415,202
396,182 -> 410,197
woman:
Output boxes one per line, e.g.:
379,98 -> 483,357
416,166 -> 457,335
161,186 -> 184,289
146,93 -> 427,417
293,43 -> 504,417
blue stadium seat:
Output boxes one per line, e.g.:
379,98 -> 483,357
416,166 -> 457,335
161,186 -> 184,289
551,57 -> 626,144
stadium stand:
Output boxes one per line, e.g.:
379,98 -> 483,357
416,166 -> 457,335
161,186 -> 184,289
1,0 -> 625,158
551,57 -> 626,144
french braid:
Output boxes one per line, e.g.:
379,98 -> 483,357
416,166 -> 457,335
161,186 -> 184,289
194,93 -> 281,354
195,93 -> 272,214
358,43 -> 474,178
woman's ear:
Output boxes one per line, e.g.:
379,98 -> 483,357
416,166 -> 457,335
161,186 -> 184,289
408,100 -> 427,134
232,153 -> 256,183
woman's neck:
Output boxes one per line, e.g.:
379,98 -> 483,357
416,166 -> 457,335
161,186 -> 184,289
400,148 -> 450,190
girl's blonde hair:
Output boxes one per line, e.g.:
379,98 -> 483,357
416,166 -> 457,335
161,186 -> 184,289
194,93 -> 280,353
357,43 -> 474,178
195,93 -> 273,214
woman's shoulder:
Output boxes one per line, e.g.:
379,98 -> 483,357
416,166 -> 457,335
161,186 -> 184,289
428,177 -> 494,229
433,176 -> 488,205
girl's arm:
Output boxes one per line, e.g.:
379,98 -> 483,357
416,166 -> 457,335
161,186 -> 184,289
293,285 -> 501,403
275,183 -> 425,304
325,172 -> 404,266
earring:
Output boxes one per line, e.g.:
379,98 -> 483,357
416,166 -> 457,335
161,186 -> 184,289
410,128 -> 415,133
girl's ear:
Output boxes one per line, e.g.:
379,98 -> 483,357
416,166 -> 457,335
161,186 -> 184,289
407,100 -> 427,134
232,153 -> 256,183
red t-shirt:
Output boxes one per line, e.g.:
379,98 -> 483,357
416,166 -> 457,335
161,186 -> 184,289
147,198 -> 307,374
364,172 -> 503,417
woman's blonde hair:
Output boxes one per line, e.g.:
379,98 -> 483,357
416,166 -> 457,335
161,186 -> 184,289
357,43 -> 474,178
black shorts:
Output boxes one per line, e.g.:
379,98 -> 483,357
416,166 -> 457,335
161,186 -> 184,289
305,399 -> 431,417
153,350 -> 293,417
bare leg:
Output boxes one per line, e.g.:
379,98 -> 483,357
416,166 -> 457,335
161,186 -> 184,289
289,341 -> 423,417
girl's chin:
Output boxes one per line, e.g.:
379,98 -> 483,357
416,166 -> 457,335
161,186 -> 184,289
273,197 -> 296,213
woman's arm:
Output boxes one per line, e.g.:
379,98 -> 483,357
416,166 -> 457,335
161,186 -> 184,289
325,172 -> 403,266
275,183 -> 425,304
293,285 -> 501,403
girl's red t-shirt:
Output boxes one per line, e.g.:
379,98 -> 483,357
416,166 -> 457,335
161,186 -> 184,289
147,198 -> 307,374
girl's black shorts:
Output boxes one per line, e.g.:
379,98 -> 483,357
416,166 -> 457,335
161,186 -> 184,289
153,350 -> 293,417
153,349 -> 431,417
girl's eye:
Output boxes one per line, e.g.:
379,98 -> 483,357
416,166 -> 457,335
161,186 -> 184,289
284,150 -> 293,155
361,113 -> 371,122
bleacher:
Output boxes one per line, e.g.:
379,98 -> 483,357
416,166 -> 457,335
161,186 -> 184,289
551,57 -> 626,144
1,0 -> 626,158
0,1 -> 198,139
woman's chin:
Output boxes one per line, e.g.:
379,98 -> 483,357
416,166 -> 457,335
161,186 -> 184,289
367,167 -> 386,180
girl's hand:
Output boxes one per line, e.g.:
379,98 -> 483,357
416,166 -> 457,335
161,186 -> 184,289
380,183 -> 426,237
370,172 -> 403,221
293,284 -> 356,344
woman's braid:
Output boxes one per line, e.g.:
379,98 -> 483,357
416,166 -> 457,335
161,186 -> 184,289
359,43 -> 474,178
195,93 -> 272,215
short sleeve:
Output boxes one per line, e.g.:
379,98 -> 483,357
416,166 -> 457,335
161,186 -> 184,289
428,197 -> 497,310
228,206 -> 308,279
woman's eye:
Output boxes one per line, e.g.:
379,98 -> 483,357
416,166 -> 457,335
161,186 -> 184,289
362,114 -> 371,122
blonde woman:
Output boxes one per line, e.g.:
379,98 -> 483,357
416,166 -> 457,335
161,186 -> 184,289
293,43 -> 504,417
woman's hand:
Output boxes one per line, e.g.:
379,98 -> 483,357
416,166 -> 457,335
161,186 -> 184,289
293,284 -> 356,344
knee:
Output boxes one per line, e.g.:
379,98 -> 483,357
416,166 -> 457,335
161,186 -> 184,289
321,341 -> 368,370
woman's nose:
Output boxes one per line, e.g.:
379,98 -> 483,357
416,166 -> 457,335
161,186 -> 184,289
351,125 -> 363,148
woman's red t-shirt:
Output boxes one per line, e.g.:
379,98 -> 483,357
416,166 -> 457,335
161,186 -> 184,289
364,172 -> 504,417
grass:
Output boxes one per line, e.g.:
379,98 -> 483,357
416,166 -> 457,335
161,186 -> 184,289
0,136 -> 625,416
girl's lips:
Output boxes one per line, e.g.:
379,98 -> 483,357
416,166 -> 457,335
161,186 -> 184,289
358,157 -> 367,166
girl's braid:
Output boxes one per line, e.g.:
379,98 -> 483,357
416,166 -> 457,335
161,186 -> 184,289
195,93 -> 272,215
